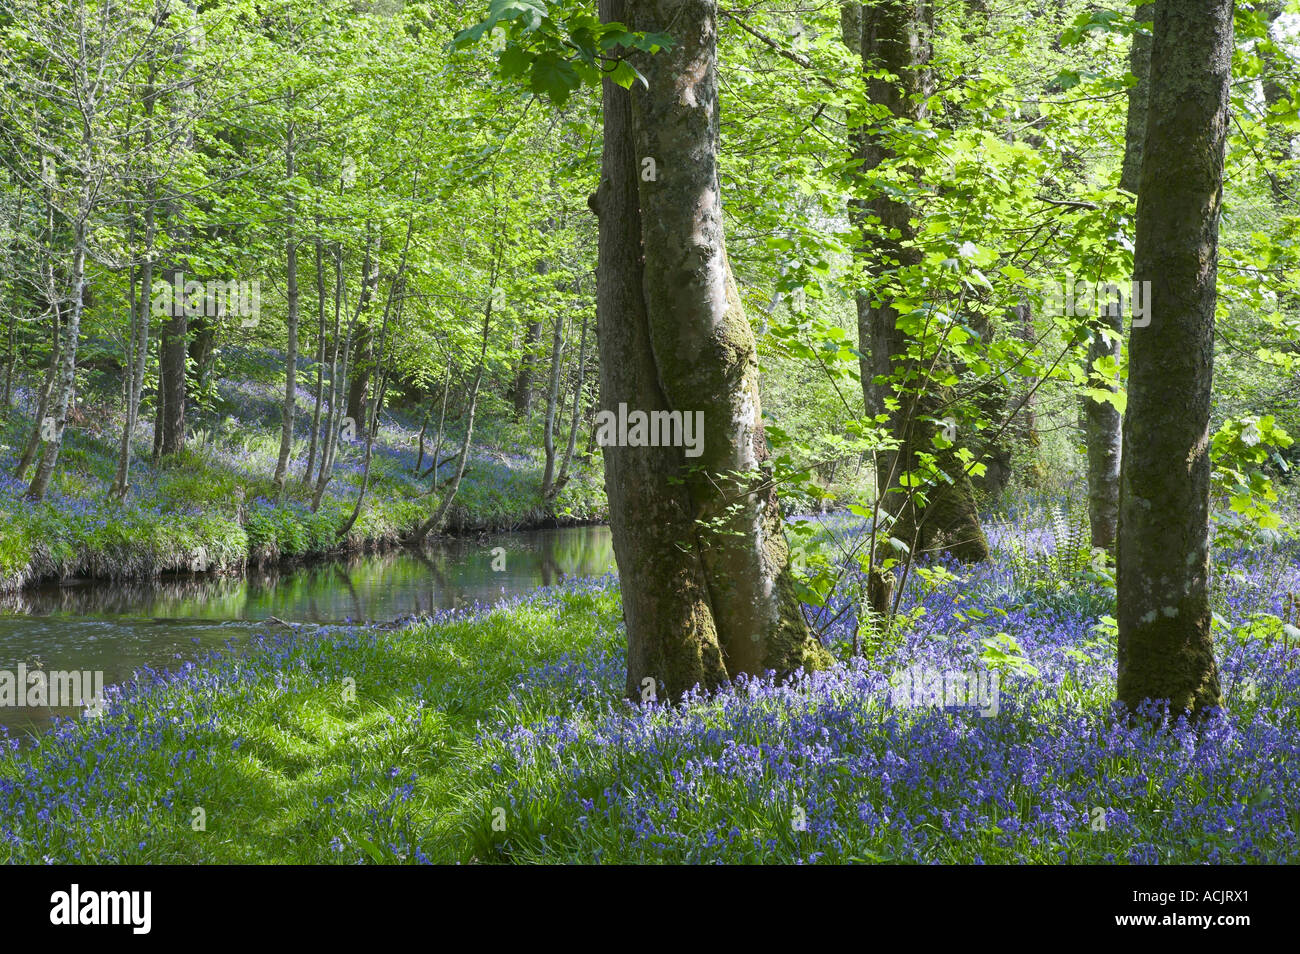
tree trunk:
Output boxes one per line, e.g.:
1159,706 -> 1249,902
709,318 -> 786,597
26,222 -> 87,501
1083,0 -> 1151,548
2,311 -> 14,408
3,187 -> 24,408
111,76 -> 157,501
844,0 -> 988,563
305,229 -> 327,483
345,326 -> 372,427
591,0 -> 826,702
412,269 -> 495,544
540,307 -> 565,499
554,311 -> 589,496
17,163 -> 63,482
14,308 -> 59,481
273,99 -> 299,490
344,230 -> 379,427
112,215 -> 154,500
425,363 -> 451,488
158,266 -> 187,456
311,242 -> 349,512
1117,0 -> 1230,719
511,319 -> 542,417
1120,3 -> 1153,196
188,313 -> 216,390
1085,309 -> 1123,550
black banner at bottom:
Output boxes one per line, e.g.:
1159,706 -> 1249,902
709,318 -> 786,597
0,863 -> 1278,940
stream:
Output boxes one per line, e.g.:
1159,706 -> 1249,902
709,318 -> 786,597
0,525 -> 615,737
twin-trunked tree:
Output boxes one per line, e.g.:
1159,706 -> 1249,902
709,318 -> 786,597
590,0 -> 828,700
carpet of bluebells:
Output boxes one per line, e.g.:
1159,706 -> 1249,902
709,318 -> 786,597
475,515 -> 1300,864
1,507 -> 1297,863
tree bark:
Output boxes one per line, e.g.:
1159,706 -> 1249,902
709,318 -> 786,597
14,308 -> 59,482
311,241 -> 349,511
511,319 -> 542,417
1117,0 -> 1230,719
1120,3 -> 1153,196
111,72 -> 158,501
1085,308 -> 1123,550
1084,0 -> 1151,548
273,95 -> 299,490
158,265 -> 187,456
26,221 -> 86,501
305,228 -> 327,483
592,0 -> 827,702
540,304 -> 565,499
553,311 -> 589,497
17,161 -> 63,482
344,229 -> 379,427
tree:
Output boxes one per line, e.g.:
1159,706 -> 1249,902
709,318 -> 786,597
1116,0 -> 1232,718
590,0 -> 828,701
1084,1 -> 1151,552
843,0 -> 989,564
1,0 -> 154,500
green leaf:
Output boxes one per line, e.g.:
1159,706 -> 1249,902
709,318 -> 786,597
609,59 -> 645,90
530,52 -> 580,104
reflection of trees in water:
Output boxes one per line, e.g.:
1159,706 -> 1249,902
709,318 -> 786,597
540,551 -> 563,587
408,548 -> 448,618
332,564 -> 363,621
0,575 -> 249,617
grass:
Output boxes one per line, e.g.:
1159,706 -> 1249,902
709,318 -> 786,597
0,580 -> 622,863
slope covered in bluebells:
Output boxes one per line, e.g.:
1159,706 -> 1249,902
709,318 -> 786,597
2,506 -> 1295,864
0,351 -> 608,592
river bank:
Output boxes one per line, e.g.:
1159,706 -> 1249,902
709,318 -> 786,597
0,524 -> 617,739
0,372 -> 610,593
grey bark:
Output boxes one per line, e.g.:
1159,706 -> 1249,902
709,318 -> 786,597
273,95 -> 298,490
540,304 -> 565,500
1116,0 -> 1231,719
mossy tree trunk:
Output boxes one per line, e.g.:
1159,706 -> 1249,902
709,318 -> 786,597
591,0 -> 828,703
1117,0 -> 1230,719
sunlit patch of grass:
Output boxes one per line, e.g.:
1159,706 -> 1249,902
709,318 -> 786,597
0,582 -> 620,864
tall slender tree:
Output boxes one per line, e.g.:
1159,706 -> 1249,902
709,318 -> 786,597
1117,0 -> 1231,718
1085,1 -> 1151,552
842,0 -> 988,563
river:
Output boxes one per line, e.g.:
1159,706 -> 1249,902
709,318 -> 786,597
0,525 -> 615,737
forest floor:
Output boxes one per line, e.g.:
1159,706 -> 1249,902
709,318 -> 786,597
2,508 -> 1296,863
0,353 -> 609,591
